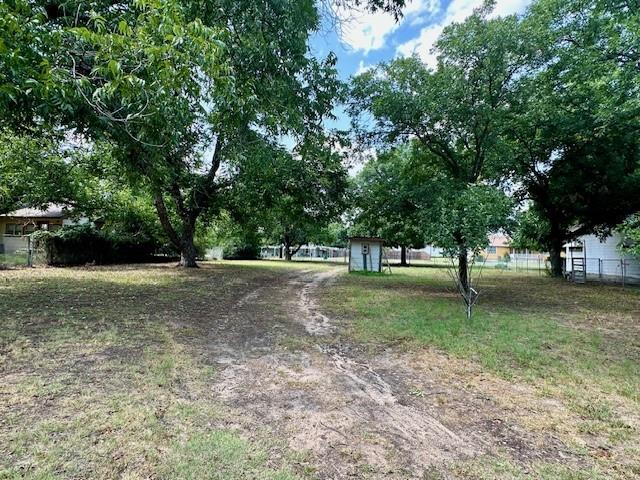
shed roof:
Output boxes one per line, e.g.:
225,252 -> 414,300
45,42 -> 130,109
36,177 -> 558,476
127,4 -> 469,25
1,204 -> 66,219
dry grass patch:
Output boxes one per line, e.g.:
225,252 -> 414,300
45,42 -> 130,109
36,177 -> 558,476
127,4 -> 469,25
0,263 -> 309,479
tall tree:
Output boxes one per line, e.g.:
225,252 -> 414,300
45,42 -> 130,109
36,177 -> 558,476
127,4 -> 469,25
351,145 -> 427,266
235,136 -> 348,261
505,0 -> 640,276
350,4 -> 526,306
4,0 -> 343,266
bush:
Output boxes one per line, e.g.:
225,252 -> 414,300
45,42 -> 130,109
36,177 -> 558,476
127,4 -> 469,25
32,225 -> 159,265
223,243 -> 260,260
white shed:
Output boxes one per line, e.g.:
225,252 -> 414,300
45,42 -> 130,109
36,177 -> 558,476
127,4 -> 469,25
348,237 -> 384,272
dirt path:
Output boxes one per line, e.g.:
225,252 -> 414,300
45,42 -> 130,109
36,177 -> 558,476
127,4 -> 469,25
201,267 -> 574,478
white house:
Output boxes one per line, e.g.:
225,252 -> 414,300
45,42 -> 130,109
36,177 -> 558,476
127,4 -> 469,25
565,232 -> 640,284
348,236 -> 384,272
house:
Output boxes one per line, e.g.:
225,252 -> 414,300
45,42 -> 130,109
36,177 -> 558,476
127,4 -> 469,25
482,233 -> 511,260
0,205 -> 67,255
565,232 -> 640,284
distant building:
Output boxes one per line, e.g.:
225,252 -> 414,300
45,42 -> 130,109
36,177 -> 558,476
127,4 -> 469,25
482,233 -> 511,260
565,232 -> 640,283
0,206 -> 66,255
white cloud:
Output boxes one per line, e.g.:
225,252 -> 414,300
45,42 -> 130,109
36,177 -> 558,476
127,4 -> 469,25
337,0 -> 441,53
396,0 -> 532,68
355,60 -> 373,75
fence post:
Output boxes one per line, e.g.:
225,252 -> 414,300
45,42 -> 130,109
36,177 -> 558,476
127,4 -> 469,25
538,257 -> 541,275
599,259 -> 603,283
621,259 -> 625,288
27,236 -> 33,268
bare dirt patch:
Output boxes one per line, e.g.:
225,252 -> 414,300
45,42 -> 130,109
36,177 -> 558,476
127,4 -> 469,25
206,267 -> 581,478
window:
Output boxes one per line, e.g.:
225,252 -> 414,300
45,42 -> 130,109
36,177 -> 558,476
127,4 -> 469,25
487,246 -> 497,254
4,223 -> 22,236
23,224 -> 35,234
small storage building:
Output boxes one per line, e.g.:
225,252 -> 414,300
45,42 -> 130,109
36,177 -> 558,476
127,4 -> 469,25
348,237 -> 384,272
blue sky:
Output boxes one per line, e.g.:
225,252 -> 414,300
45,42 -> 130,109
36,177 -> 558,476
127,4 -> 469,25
310,0 -> 534,131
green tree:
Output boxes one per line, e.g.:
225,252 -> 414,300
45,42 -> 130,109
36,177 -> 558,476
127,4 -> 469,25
313,222 -> 350,248
352,145 -> 427,266
236,136 -> 348,261
0,130 -> 79,214
351,4 -> 524,310
504,0 -> 640,276
5,0 -> 344,267
619,214 -> 640,259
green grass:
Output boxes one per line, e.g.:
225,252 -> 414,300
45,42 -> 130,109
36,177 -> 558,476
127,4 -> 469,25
0,252 -> 28,267
162,431 -> 297,480
322,267 -> 640,478
337,292 -> 598,380
324,268 -> 639,385
2,261 -> 639,478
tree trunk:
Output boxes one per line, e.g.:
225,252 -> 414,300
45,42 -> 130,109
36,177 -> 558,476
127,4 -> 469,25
284,236 -> 292,261
400,245 -> 408,266
548,238 -> 564,277
153,194 -> 199,268
458,248 -> 469,295
179,236 -> 198,268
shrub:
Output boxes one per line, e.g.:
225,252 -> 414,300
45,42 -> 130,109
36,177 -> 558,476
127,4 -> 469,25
223,242 -> 260,260
32,225 -> 159,265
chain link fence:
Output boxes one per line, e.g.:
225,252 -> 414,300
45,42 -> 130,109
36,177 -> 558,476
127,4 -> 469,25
0,236 -> 47,269
567,257 -> 639,287
260,245 -> 348,263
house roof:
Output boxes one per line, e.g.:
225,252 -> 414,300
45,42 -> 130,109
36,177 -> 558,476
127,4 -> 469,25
349,236 -> 385,243
1,204 -> 66,219
488,233 -> 511,247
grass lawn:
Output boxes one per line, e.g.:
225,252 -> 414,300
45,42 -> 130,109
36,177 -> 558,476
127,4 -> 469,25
0,253 -> 28,268
322,266 -> 640,478
1,261 -> 639,479
0,262 -> 316,480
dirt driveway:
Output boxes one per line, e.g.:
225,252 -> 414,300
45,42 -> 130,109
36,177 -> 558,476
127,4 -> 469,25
185,266 -> 576,479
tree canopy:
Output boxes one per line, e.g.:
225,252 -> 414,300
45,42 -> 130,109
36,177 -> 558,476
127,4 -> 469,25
503,0 -> 640,275
351,145 -> 428,264
350,5 -> 524,312
234,135 -> 348,260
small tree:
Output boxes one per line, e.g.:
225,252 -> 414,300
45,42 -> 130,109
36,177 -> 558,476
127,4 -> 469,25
429,184 -> 512,319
